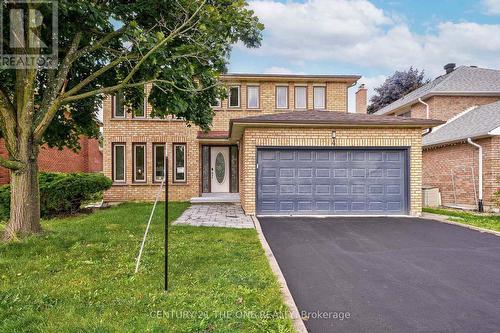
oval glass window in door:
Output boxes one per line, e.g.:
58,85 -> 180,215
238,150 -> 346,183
215,152 -> 225,184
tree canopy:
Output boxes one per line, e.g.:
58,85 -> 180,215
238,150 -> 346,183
367,67 -> 430,114
0,0 -> 263,152
0,0 -> 263,239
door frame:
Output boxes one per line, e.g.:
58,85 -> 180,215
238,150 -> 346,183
255,146 -> 411,216
201,144 -> 239,194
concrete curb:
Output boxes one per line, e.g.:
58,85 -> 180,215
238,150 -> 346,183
251,216 -> 308,333
421,212 -> 500,237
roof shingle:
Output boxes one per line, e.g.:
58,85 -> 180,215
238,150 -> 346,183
375,66 -> 500,115
423,100 -> 500,147
230,111 -> 443,127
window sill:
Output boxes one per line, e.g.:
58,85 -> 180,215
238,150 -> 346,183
172,182 -> 189,186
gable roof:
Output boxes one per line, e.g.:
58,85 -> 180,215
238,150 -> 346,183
230,111 -> 442,127
375,66 -> 500,115
423,100 -> 500,147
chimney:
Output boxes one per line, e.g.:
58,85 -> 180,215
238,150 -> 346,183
355,84 -> 367,114
444,63 -> 456,74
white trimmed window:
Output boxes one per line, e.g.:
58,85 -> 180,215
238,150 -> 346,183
173,143 -> 186,182
133,143 -> 146,182
153,144 -> 166,182
313,86 -> 326,109
228,86 -> 240,108
112,91 -> 125,118
247,86 -> 260,109
276,86 -> 288,109
295,86 -> 307,109
113,143 -> 126,182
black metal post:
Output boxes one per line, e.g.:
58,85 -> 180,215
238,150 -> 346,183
165,156 -> 169,291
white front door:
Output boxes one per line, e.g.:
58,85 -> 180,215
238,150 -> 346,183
211,147 -> 230,193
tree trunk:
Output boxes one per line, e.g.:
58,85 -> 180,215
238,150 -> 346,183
3,147 -> 41,241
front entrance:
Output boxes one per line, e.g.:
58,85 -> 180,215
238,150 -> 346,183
201,145 -> 239,194
210,147 -> 230,192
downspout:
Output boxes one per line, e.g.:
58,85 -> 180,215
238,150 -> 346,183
418,98 -> 429,119
467,138 -> 484,212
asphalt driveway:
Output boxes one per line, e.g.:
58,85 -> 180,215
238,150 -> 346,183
259,217 -> 500,333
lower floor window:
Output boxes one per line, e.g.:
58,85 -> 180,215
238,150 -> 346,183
113,143 -> 126,182
133,143 -> 146,182
173,143 -> 186,182
153,144 -> 166,182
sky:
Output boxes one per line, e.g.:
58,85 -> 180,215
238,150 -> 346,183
228,0 -> 500,112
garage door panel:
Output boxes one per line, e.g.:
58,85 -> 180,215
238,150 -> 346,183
257,148 -> 408,215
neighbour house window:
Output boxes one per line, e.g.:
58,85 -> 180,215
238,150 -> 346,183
313,86 -> 326,109
228,86 -> 240,108
153,144 -> 166,182
295,86 -> 307,109
173,143 -> 186,182
276,86 -> 288,109
247,86 -> 260,109
133,144 -> 146,182
113,91 -> 125,118
113,143 -> 126,182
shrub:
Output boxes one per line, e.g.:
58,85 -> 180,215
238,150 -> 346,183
0,173 -> 112,222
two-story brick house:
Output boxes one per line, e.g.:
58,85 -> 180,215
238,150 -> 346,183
103,73 -> 441,216
375,65 -> 500,211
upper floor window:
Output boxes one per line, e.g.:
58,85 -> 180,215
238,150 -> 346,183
247,86 -> 260,109
113,143 -> 126,182
133,98 -> 146,118
173,143 -> 186,182
295,86 -> 307,109
153,143 -> 166,182
276,86 -> 288,109
112,91 -> 125,118
133,143 -> 146,182
313,86 -> 326,109
212,98 -> 222,108
228,86 -> 240,108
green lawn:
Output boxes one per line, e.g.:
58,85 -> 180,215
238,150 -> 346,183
423,207 -> 500,232
0,203 -> 294,333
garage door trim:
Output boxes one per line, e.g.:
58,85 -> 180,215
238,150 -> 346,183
255,146 -> 411,216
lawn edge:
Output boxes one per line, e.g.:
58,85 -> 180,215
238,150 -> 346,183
252,216 -> 308,333
421,212 -> 500,236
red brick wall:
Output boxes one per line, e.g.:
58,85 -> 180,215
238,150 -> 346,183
409,96 -> 500,121
0,137 -> 103,185
423,137 -> 499,210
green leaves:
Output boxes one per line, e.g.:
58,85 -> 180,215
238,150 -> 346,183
0,0 -> 264,150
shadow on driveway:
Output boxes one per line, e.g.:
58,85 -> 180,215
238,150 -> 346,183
259,216 -> 500,333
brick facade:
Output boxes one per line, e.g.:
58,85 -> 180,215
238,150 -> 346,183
0,137 -> 103,185
240,128 -> 423,216
103,78 -> 352,202
423,137 -> 500,210
103,75 -> 426,216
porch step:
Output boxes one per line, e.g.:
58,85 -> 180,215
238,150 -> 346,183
190,193 -> 240,204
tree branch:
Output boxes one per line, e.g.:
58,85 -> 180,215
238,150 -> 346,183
0,155 -> 23,170
33,32 -> 83,140
74,24 -> 129,60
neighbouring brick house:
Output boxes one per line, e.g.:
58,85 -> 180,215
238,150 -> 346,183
375,65 -> 500,211
103,73 -> 440,216
0,136 -> 103,185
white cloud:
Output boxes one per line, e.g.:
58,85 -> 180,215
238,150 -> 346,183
244,0 -> 500,77
483,0 -> 500,15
